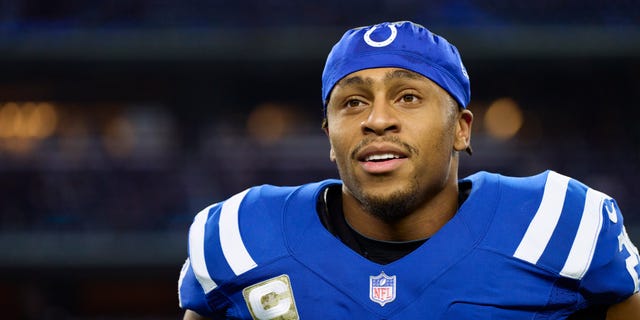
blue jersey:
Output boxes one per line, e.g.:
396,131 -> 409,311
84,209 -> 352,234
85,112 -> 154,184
178,171 -> 640,319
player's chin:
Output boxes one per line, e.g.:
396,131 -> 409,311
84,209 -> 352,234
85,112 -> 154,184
360,188 -> 418,222
362,177 -> 417,198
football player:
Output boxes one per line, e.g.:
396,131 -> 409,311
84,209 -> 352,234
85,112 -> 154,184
179,21 -> 640,319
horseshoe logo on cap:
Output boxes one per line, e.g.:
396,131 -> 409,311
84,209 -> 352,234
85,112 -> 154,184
364,24 -> 398,47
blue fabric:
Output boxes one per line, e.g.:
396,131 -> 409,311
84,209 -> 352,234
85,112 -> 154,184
178,172 -> 639,318
321,21 -> 471,110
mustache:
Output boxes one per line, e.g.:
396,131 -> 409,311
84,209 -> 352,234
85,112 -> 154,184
351,136 -> 419,160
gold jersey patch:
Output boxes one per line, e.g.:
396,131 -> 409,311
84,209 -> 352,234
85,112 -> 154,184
242,274 -> 299,320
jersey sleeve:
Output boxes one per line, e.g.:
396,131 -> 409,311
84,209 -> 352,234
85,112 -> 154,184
580,197 -> 640,305
178,201 -> 233,317
178,186 -> 284,317
178,258 -> 215,317
509,172 -> 640,308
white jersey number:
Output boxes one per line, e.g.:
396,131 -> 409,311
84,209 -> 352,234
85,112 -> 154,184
618,227 -> 640,293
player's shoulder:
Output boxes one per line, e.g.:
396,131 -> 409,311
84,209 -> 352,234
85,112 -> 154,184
196,179 -> 339,226
470,170 -> 623,276
464,169 -> 558,193
185,180 -> 339,287
496,169 -> 615,229
466,169 -> 606,214
461,170 -> 562,223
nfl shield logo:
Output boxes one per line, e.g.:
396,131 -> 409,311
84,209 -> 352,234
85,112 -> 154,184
369,271 -> 396,306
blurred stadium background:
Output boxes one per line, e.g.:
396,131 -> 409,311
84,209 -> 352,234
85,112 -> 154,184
0,1 -> 639,319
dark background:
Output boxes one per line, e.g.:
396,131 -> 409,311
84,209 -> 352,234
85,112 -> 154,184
0,1 -> 639,319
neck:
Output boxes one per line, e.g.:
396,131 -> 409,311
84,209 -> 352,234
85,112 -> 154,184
342,174 -> 460,242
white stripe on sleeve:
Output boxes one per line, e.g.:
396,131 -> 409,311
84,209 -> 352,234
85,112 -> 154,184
189,204 -> 219,293
219,189 -> 258,276
178,258 -> 190,308
560,188 -> 605,280
514,171 -> 571,264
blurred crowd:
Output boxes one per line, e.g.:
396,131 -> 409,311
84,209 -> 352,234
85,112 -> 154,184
0,1 -> 638,232
0,0 -> 637,30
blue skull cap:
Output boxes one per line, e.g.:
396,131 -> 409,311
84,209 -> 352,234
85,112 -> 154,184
321,21 -> 470,112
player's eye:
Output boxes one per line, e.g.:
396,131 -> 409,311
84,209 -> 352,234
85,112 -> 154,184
401,94 -> 418,103
345,99 -> 365,108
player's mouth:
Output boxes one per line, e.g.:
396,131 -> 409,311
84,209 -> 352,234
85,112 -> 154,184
357,147 -> 409,174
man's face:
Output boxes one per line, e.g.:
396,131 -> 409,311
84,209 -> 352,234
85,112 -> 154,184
325,67 -> 471,221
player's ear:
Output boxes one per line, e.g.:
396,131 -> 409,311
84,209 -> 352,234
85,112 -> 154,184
453,109 -> 473,152
329,147 -> 336,162
323,120 -> 335,161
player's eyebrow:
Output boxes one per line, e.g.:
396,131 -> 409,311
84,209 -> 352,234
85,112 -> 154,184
336,75 -> 373,88
384,69 -> 422,83
336,69 -> 423,89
